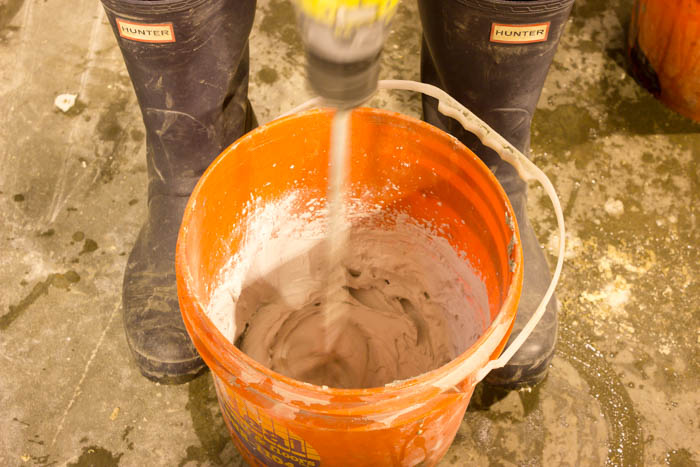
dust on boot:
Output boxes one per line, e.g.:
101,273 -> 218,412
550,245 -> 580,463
418,0 -> 575,388
100,0 -> 257,383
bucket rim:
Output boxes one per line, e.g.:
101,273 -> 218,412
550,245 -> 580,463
176,107 -> 523,414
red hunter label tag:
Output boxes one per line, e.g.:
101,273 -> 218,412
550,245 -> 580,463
490,22 -> 550,44
116,18 -> 175,43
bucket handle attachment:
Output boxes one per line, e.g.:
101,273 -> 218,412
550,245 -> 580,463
283,80 -> 566,385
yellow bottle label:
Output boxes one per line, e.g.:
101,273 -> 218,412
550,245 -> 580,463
298,0 -> 399,27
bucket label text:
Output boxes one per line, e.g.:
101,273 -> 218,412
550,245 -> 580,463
217,383 -> 321,467
116,18 -> 175,43
490,23 -> 550,44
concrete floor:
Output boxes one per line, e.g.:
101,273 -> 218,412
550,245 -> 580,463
1,0 -> 699,465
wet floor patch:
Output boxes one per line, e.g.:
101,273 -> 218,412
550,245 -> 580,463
178,372 -> 233,466
0,0 -> 25,32
0,270 -> 80,330
79,238 -> 99,255
558,321 -> 644,466
664,448 -> 697,467
258,0 -> 302,62
67,446 -> 122,467
121,426 -> 135,451
256,66 -> 279,85
95,95 -> 133,184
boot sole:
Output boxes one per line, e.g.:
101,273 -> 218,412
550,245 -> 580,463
129,343 -> 207,385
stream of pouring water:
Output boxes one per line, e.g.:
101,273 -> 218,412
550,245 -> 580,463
323,109 -> 351,352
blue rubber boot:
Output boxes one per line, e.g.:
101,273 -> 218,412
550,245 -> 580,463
418,0 -> 574,388
100,0 -> 257,383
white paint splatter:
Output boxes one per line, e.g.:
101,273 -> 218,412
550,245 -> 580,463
54,94 -> 77,112
604,198 -> 624,217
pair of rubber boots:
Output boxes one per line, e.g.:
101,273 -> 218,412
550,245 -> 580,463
101,0 -> 574,387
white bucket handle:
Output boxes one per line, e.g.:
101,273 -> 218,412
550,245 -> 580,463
283,80 -> 566,385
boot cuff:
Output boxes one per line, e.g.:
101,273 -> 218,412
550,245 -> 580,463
454,0 -> 575,15
100,0 -> 209,16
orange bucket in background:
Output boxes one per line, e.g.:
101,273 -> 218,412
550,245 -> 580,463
628,0 -> 700,121
176,106 -> 524,466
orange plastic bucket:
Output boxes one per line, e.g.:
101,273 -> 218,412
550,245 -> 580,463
628,0 -> 700,121
176,107 -> 524,466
